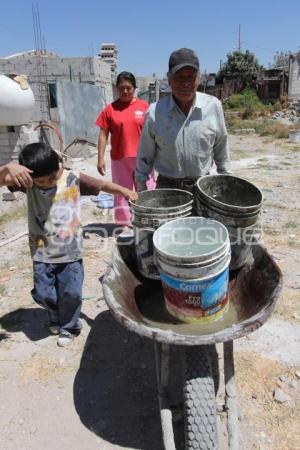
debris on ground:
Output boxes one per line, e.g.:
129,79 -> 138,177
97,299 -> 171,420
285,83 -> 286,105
0,134 -> 299,449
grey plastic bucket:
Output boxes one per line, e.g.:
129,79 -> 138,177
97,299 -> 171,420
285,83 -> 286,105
131,205 -> 193,228
195,175 -> 262,270
130,189 -> 193,279
153,217 -> 231,323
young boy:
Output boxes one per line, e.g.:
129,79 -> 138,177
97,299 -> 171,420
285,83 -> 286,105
1,142 -> 138,347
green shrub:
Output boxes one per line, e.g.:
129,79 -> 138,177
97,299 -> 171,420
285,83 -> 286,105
224,87 -> 263,111
224,87 -> 289,118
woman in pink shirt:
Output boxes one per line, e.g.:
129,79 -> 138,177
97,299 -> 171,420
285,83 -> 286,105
96,72 -> 156,225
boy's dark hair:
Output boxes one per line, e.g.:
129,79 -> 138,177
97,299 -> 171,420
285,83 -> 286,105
19,142 -> 60,178
116,71 -> 136,89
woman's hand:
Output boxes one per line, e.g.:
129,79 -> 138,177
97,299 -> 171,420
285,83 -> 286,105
97,157 -> 106,176
4,162 -> 33,187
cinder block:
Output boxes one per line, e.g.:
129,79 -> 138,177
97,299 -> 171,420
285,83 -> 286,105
8,134 -> 19,147
0,156 -> 10,165
0,144 -> 11,152
19,130 -> 38,145
0,151 -> 12,158
0,135 -> 10,145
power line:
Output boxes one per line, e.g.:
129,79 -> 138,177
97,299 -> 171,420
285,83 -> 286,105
241,41 -> 278,53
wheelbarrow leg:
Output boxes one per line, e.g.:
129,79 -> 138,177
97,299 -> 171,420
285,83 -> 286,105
224,340 -> 239,450
154,341 -> 176,450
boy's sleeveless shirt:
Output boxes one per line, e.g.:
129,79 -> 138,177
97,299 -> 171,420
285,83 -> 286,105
27,170 -> 82,263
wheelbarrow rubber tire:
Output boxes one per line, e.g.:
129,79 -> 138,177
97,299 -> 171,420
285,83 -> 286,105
183,345 -> 218,450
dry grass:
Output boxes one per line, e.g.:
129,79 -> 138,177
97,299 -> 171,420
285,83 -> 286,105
260,122 -> 293,139
0,285 -> 6,296
288,237 -> 300,248
274,287 -> 300,323
227,117 -> 294,139
284,221 -> 298,229
236,352 -> 300,450
290,145 -> 300,152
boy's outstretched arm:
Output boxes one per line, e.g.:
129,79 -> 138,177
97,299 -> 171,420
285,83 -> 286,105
101,180 -> 138,201
79,173 -> 138,201
0,162 -> 33,188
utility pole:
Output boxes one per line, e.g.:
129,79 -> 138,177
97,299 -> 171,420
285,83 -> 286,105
203,70 -> 207,93
238,24 -> 241,51
155,78 -> 160,101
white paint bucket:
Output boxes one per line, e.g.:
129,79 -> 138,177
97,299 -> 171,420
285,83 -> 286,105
289,130 -> 300,144
153,217 -> 231,323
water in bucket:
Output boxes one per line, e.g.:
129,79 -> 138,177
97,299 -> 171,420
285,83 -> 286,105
153,217 -> 231,323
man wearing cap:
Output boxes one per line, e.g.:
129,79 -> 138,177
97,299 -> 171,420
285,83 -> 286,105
135,48 -> 231,192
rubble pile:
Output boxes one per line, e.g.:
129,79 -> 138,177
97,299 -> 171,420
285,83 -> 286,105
272,101 -> 300,122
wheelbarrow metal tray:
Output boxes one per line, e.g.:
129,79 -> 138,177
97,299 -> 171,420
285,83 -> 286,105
102,240 -> 282,346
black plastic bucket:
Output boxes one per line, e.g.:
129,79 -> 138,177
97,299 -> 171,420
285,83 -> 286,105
195,175 -> 262,270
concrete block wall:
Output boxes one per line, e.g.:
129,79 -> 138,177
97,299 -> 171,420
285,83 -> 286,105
0,128 -> 20,165
289,53 -> 300,101
0,52 -> 112,153
0,125 -> 39,166
136,75 -> 156,92
0,54 -> 113,118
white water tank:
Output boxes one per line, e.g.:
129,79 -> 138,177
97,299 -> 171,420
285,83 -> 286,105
0,74 -> 35,126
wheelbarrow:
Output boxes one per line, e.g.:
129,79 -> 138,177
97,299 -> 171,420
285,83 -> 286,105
102,234 -> 282,450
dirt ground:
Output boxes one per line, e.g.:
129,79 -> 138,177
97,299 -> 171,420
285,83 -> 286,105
0,134 -> 299,450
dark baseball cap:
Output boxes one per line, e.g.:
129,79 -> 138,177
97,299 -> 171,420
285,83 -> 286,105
168,48 -> 199,75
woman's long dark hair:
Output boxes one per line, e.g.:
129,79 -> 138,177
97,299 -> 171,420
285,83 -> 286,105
116,71 -> 136,89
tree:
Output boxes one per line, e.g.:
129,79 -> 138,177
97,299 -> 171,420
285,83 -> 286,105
270,50 -> 292,69
218,50 -> 263,82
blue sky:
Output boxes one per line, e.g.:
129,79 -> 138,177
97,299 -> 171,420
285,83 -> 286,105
0,0 -> 299,77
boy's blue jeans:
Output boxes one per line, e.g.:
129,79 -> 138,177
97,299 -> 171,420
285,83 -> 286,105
31,260 -> 84,333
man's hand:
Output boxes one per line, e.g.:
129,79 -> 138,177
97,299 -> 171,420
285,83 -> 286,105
97,157 -> 106,176
4,162 -> 33,187
123,189 -> 138,202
